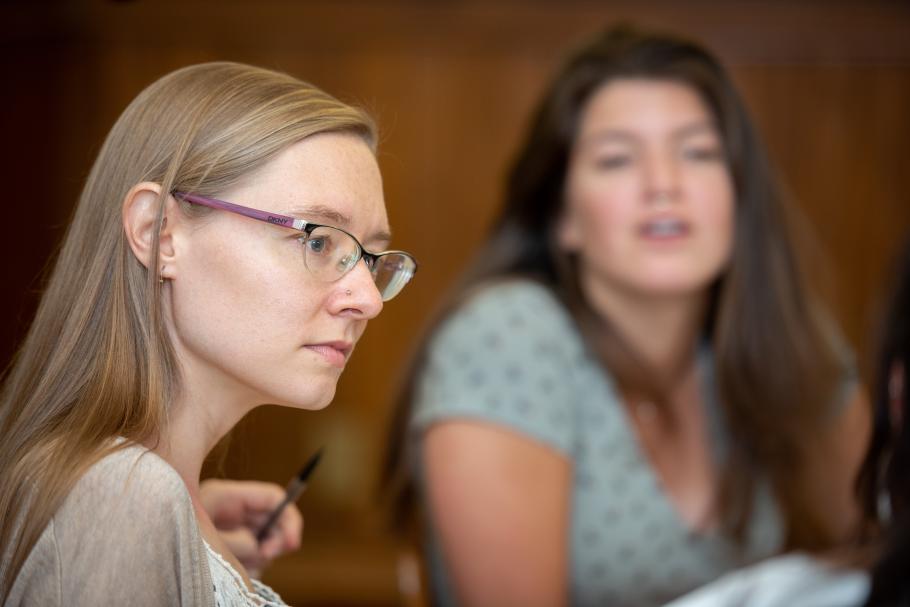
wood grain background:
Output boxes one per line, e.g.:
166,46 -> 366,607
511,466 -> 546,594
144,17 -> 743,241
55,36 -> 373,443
2,1 -> 908,604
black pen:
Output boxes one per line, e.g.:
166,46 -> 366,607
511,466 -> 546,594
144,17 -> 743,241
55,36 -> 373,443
256,447 -> 323,543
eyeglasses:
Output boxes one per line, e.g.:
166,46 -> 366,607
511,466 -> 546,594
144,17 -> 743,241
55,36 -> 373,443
172,192 -> 417,301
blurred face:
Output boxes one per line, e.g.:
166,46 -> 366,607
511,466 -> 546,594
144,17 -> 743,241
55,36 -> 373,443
167,133 -> 388,410
558,78 -> 734,302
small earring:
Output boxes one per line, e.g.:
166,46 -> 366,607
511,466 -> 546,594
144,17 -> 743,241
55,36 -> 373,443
345,289 -> 352,296
159,266 -> 166,284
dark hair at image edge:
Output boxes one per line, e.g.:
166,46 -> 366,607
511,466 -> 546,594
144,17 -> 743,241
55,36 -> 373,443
383,24 -> 846,552
858,238 -> 910,607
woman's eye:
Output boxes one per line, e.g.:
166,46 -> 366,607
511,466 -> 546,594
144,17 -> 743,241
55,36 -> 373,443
683,147 -> 724,162
594,155 -> 632,170
305,236 -> 331,255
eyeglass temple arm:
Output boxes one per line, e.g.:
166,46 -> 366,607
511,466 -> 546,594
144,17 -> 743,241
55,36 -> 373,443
172,192 -> 308,231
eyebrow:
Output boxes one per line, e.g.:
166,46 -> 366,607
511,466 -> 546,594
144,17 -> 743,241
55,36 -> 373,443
286,204 -> 352,226
581,121 -> 719,146
672,122 -> 719,140
286,204 -> 393,247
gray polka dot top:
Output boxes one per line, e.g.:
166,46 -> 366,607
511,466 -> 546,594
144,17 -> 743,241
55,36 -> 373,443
410,279 -> 784,607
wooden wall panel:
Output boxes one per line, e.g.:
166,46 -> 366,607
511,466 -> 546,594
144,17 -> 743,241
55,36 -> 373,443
735,65 -> 910,347
2,2 -> 909,604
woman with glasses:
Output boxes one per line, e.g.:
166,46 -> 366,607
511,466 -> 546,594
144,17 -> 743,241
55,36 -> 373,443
384,24 -> 866,606
0,62 -> 416,606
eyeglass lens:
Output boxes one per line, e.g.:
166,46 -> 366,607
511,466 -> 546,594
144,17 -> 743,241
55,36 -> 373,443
371,253 -> 417,301
302,226 -> 416,301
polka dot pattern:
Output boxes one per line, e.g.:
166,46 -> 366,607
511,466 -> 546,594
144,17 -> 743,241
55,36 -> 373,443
410,280 -> 784,607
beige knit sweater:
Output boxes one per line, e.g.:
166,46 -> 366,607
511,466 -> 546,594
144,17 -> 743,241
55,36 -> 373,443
4,445 -> 215,606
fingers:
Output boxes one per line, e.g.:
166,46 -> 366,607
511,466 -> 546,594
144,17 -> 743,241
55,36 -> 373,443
203,478 -> 306,573
278,502 -> 304,551
235,481 -> 287,513
258,533 -> 285,561
200,479 -> 288,528
258,502 -> 304,557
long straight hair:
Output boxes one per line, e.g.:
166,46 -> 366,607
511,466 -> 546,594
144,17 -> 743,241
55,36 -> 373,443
0,61 -> 375,600
385,25 -> 845,549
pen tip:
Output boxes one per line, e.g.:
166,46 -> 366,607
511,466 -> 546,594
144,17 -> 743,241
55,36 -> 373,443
297,447 -> 323,482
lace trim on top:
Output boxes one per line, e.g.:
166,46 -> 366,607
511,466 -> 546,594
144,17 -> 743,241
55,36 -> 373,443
202,539 -> 288,606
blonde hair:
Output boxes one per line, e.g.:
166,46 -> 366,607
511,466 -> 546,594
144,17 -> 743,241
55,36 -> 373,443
0,62 -> 376,598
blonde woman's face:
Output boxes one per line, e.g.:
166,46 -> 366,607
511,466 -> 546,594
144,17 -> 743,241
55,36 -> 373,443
167,133 -> 388,410
559,79 -> 735,301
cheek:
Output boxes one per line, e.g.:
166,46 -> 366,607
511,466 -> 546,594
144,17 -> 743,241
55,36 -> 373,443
564,173 -> 638,253
695,174 -> 736,254
172,240 -> 321,355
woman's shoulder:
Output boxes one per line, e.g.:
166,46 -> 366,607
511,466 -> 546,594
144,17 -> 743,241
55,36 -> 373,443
54,442 -> 197,544
461,277 -> 567,315
10,442 -> 212,606
412,278 -> 587,453
440,278 -> 576,338
427,278 -> 582,360
68,443 -> 190,510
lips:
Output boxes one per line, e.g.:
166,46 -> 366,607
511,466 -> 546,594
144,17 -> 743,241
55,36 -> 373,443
304,341 -> 353,368
638,216 -> 690,240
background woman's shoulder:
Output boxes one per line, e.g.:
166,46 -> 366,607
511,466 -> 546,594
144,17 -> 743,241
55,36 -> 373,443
461,278 -> 567,317
445,278 -> 577,339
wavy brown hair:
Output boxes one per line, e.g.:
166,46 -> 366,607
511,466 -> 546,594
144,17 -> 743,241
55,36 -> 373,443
0,61 -> 375,600
384,24 -> 845,551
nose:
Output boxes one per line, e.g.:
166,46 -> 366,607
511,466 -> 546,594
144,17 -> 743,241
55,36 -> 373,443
333,258 -> 383,319
642,147 -> 681,206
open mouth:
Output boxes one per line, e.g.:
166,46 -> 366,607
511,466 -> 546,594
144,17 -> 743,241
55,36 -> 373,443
639,217 -> 690,239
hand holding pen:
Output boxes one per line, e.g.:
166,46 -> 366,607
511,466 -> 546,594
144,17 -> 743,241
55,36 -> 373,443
199,449 -> 321,577
256,447 -> 323,543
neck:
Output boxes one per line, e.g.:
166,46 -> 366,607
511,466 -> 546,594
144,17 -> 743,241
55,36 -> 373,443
148,355 -> 257,500
580,273 -> 708,379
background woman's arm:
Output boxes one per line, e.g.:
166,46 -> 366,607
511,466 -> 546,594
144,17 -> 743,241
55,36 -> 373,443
422,420 -> 572,607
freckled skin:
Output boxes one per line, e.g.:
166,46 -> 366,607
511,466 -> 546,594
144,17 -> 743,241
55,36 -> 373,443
167,133 -> 388,413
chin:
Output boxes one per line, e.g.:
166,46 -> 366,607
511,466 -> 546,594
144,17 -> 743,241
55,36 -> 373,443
308,391 -> 336,411
644,279 -> 705,294
634,266 -> 721,295
269,382 -> 338,411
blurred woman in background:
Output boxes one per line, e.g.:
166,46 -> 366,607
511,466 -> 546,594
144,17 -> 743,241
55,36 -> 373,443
0,61 -> 416,605
385,24 -> 866,606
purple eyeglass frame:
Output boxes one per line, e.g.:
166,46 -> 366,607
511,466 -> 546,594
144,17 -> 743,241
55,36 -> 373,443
171,191 -> 416,275
175,191 -> 329,235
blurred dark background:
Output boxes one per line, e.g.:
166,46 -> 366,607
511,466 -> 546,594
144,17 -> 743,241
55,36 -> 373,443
2,1 -> 909,605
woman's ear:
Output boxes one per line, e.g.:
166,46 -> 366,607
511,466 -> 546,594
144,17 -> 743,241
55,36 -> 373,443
122,182 -> 176,278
